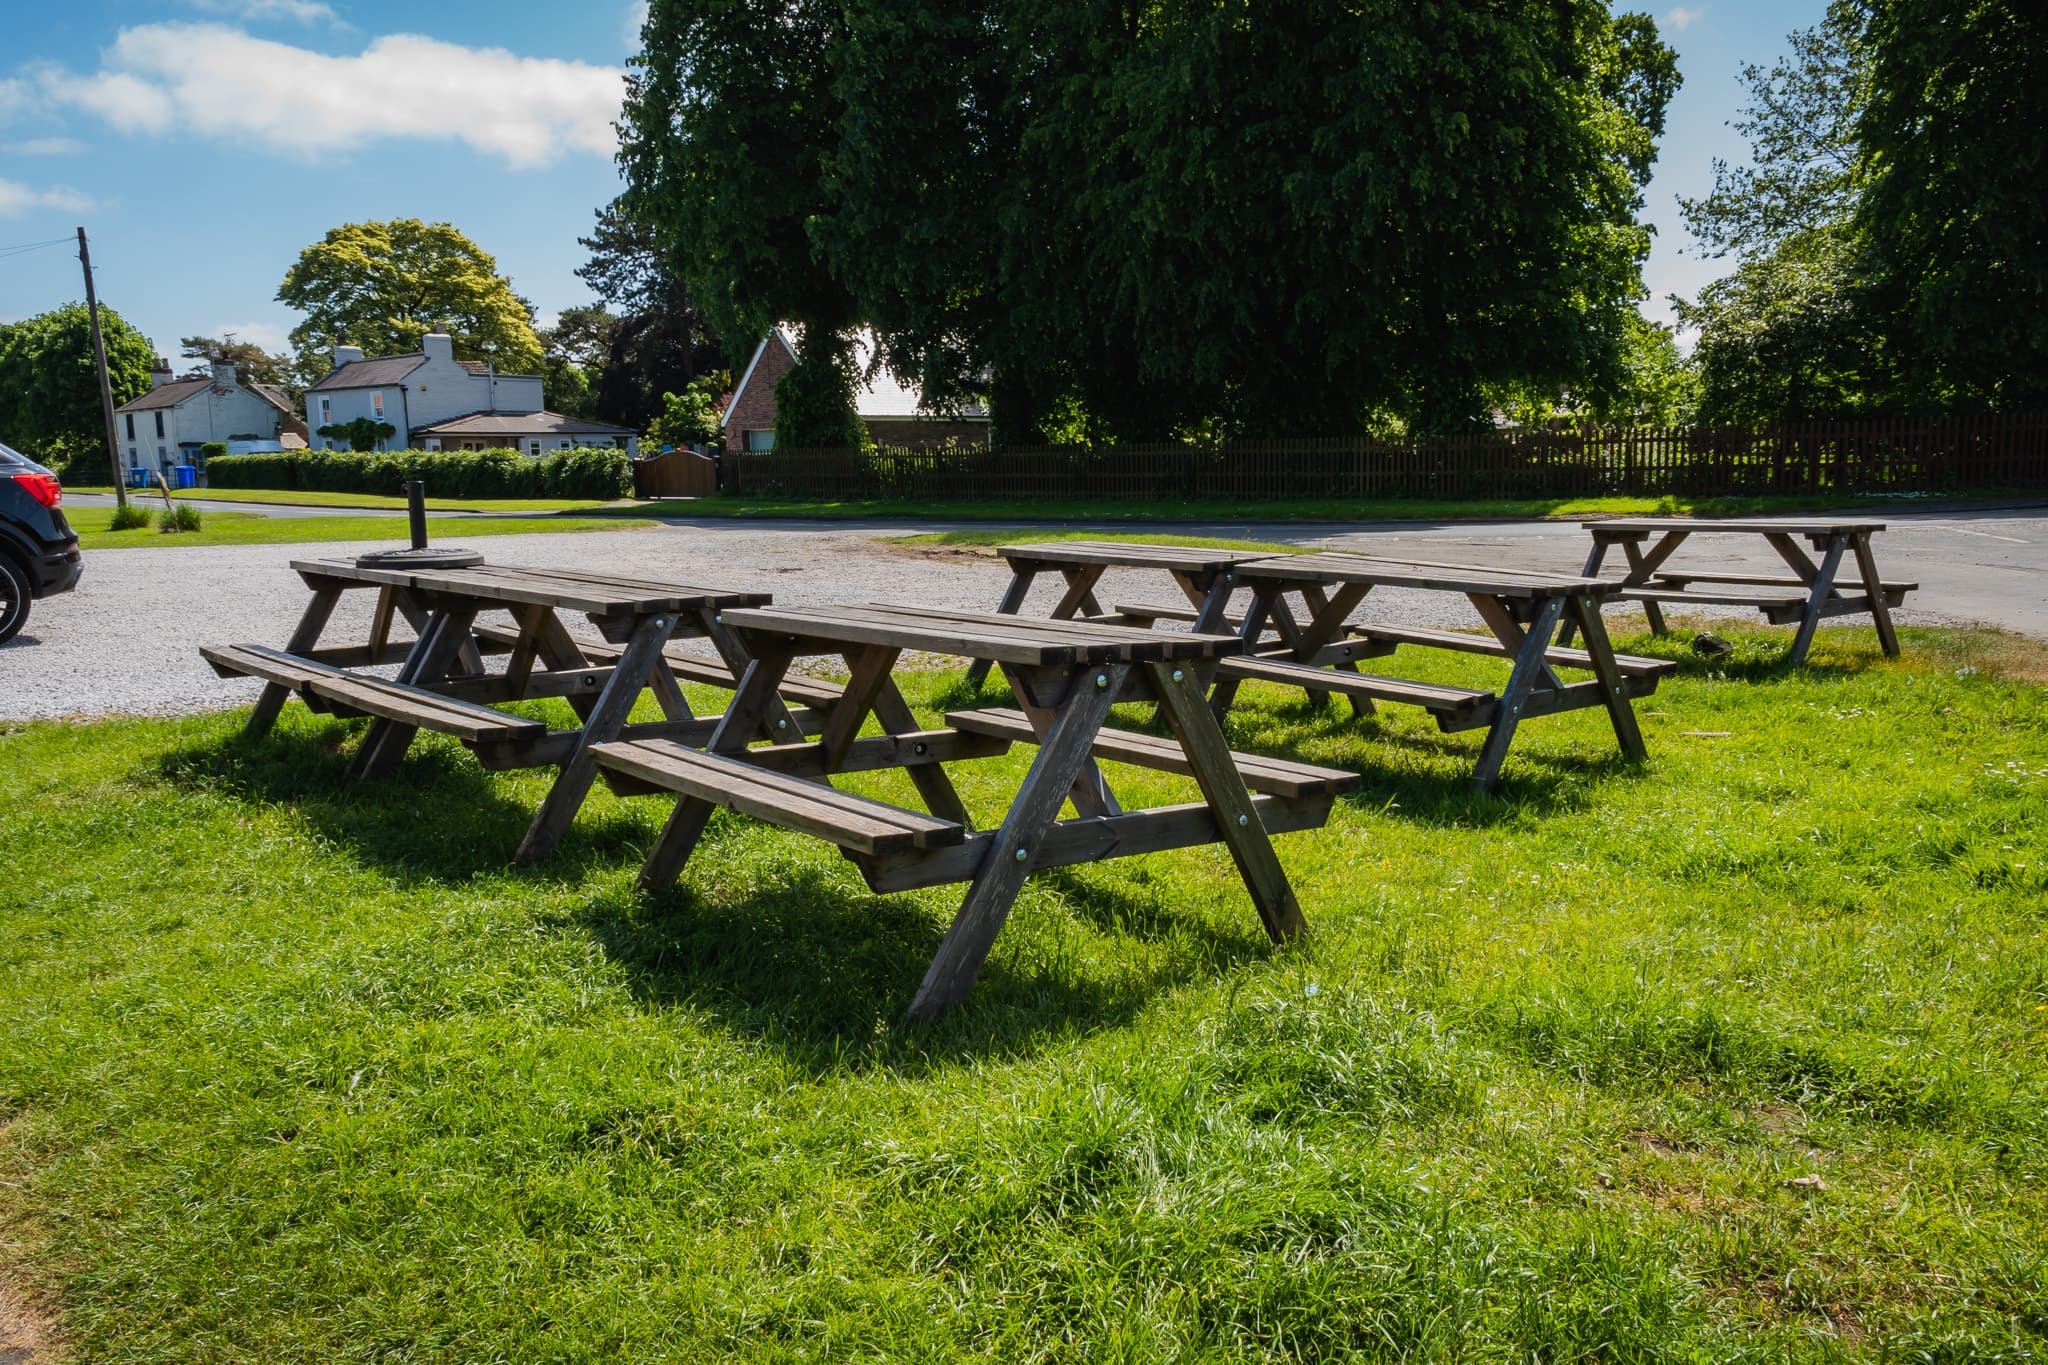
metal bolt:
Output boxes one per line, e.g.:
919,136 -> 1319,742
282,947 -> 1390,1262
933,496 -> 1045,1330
1095,673 -> 1109,689
713,613 -> 722,623
913,741 -> 928,755
653,617 -> 667,629
1171,668 -> 1184,682
1014,848 -> 1029,862
1236,813 -> 1249,827
776,718 -> 788,730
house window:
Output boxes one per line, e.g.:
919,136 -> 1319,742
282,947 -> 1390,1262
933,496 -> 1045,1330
154,412 -> 165,438
529,441 -> 541,456
125,413 -> 135,440
744,430 -> 775,451
319,397 -> 331,424
372,391 -> 384,419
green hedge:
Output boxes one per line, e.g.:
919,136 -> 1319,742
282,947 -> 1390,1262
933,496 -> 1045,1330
206,447 -> 633,499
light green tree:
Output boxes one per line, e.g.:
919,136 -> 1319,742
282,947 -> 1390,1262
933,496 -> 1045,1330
0,302 -> 154,481
277,219 -> 545,377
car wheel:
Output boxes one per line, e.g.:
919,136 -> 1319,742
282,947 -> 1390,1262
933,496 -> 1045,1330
0,555 -> 30,645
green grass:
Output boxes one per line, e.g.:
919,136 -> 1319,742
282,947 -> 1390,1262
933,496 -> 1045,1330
687,489 -> 2030,523
69,487 -> 629,513
4,622 -> 2047,1360
67,505 -> 656,549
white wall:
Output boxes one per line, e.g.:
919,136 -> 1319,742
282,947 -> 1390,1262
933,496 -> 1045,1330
120,376 -> 283,469
307,334 -> 550,447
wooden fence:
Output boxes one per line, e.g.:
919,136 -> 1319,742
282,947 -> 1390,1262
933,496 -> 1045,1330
725,414 -> 2048,502
633,448 -> 720,499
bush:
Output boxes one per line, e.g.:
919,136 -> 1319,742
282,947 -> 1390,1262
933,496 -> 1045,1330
159,503 -> 202,534
108,503 -> 152,531
205,447 -> 633,500
199,442 -> 227,464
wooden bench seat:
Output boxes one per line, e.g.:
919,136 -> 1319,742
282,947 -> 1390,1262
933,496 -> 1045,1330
1651,570 -> 1918,594
1350,624 -> 1676,679
589,739 -> 965,855
202,643 -> 544,743
468,620 -> 846,705
944,707 -> 1360,798
1618,586 -> 1816,608
1107,601 -> 1247,628
1215,654 -> 1494,715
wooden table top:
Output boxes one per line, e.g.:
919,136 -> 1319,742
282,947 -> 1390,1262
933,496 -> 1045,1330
1585,517 -> 1887,535
718,603 -> 1245,666
996,539 -> 1277,572
1232,551 -> 1619,600
293,560 -> 770,615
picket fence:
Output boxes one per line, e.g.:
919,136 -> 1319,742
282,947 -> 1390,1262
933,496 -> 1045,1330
724,414 -> 2048,502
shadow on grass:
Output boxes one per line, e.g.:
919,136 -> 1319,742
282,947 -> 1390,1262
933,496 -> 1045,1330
152,716 -> 653,887
569,854 -> 1263,1073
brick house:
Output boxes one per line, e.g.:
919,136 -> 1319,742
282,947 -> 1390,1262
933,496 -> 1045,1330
722,326 -> 991,452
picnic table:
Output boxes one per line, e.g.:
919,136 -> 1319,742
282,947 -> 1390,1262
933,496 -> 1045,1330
589,603 -> 1358,1021
1211,551 -> 1669,792
962,540 -> 1273,689
202,559 -> 804,864
1561,518 -> 1913,664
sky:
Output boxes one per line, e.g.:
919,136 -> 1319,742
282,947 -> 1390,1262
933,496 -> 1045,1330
0,0 -> 1827,366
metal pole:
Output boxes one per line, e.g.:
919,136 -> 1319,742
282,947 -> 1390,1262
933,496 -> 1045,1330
77,226 -> 127,508
405,480 -> 428,549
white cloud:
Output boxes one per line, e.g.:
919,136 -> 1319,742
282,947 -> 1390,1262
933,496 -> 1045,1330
1664,6 -> 1702,32
6,136 -> 88,155
0,77 -> 33,122
207,319 -> 295,353
32,23 -> 624,169
624,0 -> 649,50
0,177 -> 95,216
187,0 -> 340,24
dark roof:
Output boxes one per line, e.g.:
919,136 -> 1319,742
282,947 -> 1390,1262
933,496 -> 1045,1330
249,383 -> 294,414
114,378 -> 216,413
412,410 -> 638,437
456,359 -> 489,375
306,354 -> 426,392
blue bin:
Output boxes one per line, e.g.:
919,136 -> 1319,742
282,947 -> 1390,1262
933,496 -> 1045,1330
127,467 -> 150,489
174,465 -> 198,489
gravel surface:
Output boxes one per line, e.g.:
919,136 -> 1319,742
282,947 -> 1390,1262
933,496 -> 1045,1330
2,508 -> 2033,722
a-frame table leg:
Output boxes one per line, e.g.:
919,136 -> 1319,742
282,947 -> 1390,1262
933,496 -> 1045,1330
637,649 -> 795,891
1566,593 -> 1648,763
349,603 -> 480,780
964,565 -> 1038,690
868,675 -> 973,826
1210,588 -> 1276,718
1469,596 -> 1566,794
907,662 -> 1128,1023
1850,531 -> 1901,657
1784,536 -> 1847,666
1558,534 -> 1613,647
245,584 -> 341,740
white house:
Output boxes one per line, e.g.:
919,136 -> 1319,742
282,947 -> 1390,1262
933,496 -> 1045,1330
304,334 -> 637,456
112,358 -> 295,474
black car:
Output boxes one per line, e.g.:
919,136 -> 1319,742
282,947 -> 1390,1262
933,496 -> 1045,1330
0,441 -> 83,644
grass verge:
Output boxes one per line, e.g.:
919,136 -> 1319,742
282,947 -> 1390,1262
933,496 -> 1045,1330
67,506 -> 654,550
683,489 -> 2039,524
3,621 -> 2045,1360
68,488 -> 629,513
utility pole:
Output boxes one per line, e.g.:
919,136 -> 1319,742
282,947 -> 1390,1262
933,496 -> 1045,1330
77,225 -> 128,508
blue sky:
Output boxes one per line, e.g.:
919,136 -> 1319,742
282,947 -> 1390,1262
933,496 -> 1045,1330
1,0 -> 1824,364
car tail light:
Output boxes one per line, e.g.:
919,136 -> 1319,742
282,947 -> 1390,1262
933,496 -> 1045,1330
12,472 -> 62,508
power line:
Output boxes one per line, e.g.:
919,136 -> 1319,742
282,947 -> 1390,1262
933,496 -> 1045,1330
0,237 -> 76,261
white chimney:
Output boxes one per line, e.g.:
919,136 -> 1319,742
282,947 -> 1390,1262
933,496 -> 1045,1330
148,357 -> 173,390
332,344 -> 364,368
421,332 -> 454,364
211,360 -> 237,388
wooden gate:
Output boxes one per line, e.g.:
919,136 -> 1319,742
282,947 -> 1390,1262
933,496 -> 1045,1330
633,449 -> 720,499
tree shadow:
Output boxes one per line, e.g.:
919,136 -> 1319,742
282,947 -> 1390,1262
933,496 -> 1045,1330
566,853 -> 1263,1075
152,717 -> 653,887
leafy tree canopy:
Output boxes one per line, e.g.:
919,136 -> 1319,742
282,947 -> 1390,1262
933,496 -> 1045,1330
646,372 -> 729,449
572,201 -> 727,432
277,219 -> 545,378
179,333 -> 299,397
0,302 -> 154,481
621,0 -> 1679,439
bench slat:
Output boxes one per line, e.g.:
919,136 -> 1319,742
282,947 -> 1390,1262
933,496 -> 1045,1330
468,620 -> 848,706
590,740 -> 965,854
944,707 -> 1359,798
1216,655 -> 1494,713
204,643 -> 542,742
1652,570 -> 1917,592
1350,625 -> 1676,679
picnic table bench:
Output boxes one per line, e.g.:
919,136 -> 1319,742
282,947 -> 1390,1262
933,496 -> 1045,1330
1561,518 -> 1912,664
1214,551 -> 1665,791
963,540 -> 1273,688
203,559 -> 805,863
590,602 -> 1357,1021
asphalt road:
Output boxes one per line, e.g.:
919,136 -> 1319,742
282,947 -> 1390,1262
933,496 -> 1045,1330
4,505 -> 2042,721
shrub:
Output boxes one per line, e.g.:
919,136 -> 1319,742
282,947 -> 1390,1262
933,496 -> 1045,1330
205,447 -> 633,500
198,442 -> 227,464
159,503 -> 202,534
108,503 -> 152,531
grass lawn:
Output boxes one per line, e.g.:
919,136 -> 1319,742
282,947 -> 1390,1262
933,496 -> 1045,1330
66,506 -> 655,550
69,487 -> 629,513
683,489 -> 2026,524
3,622 -> 2045,1360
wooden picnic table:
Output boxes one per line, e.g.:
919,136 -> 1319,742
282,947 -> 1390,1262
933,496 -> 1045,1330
962,540 -> 1274,689
1560,518 -> 1913,664
201,559 -> 802,864
1213,551 -> 1666,792
590,602 -> 1358,1021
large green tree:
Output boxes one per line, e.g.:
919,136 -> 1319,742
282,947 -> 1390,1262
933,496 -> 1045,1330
0,303 -> 154,482
276,219 -> 545,378
572,202 -> 727,432
622,0 -> 1678,440
179,333 -> 299,399
1854,0 -> 2048,410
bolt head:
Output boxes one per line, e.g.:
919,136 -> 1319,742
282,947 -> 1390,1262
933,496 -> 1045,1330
713,613 -> 722,622
776,718 -> 788,729
1095,674 -> 1108,689
1237,813 -> 1249,827
1172,668 -> 1184,682
1014,848 -> 1029,862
